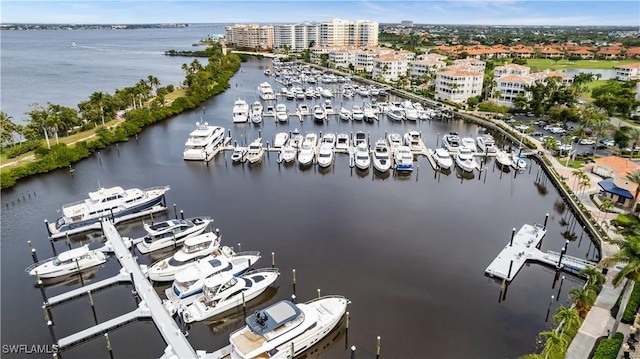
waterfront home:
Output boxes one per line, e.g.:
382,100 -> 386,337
615,63 -> 640,81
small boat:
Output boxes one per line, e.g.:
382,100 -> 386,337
512,152 -> 527,170
363,103 -> 377,121
320,88 -> 333,98
298,133 -> 317,166
231,147 -> 248,163
387,133 -> 402,151
376,102 -> 390,114
275,103 -> 288,123
313,105 -> 326,123
404,131 -> 422,152
183,123 -> 226,161
321,133 -> 336,148
274,133 -> 289,148
250,102 -> 263,124
339,107 -> 352,121
432,148 -> 453,170
336,133 -> 350,150
136,216 -> 213,254
343,89 -> 354,98
297,103 -> 310,116
71,41 -> 77,47
402,101 -> 419,121
442,132 -> 461,154
394,146 -> 414,172
224,296 -> 350,359
246,138 -> 265,164
26,244 -> 106,278
353,143 -> 370,170
264,105 -> 275,117
48,185 -> 170,238
477,134 -> 497,154
323,100 -> 335,115
279,146 -> 297,164
461,137 -> 477,152
147,232 -> 222,282
455,146 -> 477,173
317,144 -> 334,168
386,109 -> 404,122
354,131 -> 367,148
495,150 -> 512,169
180,268 -> 281,323
351,105 -> 364,121
164,251 -> 261,305
295,87 -> 305,100
263,69 -> 271,76
356,86 -> 370,97
232,99 -> 249,123
372,139 -> 391,173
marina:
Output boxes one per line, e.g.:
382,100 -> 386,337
3,49 -> 604,359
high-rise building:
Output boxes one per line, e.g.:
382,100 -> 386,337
319,19 -> 378,47
225,24 -> 274,50
273,22 -> 320,51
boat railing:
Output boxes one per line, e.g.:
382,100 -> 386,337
61,199 -> 88,209
24,257 -> 60,273
305,295 -> 350,304
242,268 -> 280,276
234,251 -> 261,257
142,185 -> 171,194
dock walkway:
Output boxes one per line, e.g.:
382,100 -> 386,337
47,268 -> 132,306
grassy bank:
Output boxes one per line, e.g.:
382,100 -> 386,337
521,58 -> 639,71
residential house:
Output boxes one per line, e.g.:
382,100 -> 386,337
593,156 -> 640,212
615,63 -> 640,81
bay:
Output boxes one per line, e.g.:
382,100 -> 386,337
1,27 -> 598,359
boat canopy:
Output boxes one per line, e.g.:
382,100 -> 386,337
246,300 -> 302,336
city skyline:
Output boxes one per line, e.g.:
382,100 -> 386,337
2,1 -> 639,27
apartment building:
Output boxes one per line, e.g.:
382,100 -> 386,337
493,65 -> 573,107
319,19 -> 378,47
435,65 -> 484,103
225,24 -> 274,50
372,54 -> 410,82
409,59 -> 446,78
615,63 -> 640,81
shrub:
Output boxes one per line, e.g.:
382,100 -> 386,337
1,140 -> 43,159
591,332 -> 623,359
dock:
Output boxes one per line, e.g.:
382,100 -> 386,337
47,268 -> 133,306
485,222 -> 597,282
52,221 -> 197,357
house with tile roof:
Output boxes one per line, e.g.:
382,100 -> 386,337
615,63 -> 640,81
435,64 -> 484,104
627,47 -> 640,59
492,64 -> 573,107
593,156 -> 640,212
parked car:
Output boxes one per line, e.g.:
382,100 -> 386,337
576,151 -> 594,158
558,144 -> 573,152
532,131 -> 543,137
578,138 -> 595,145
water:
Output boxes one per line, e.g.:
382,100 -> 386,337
563,68 -> 615,80
1,28 -> 599,359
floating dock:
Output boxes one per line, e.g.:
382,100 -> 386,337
485,221 -> 597,282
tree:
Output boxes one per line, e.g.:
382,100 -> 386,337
600,234 -> 640,338
147,75 -> 160,95
628,128 -> 640,159
625,169 -> 640,214
579,266 -> 605,290
26,103 -> 51,149
539,330 -> 568,359
513,93 -> 528,112
0,111 -> 17,147
590,119 -> 614,144
553,306 -> 581,336
568,286 -> 597,317
572,72 -> 596,94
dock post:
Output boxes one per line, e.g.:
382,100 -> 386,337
173,233 -> 177,250
104,333 -> 114,359
75,261 -> 85,287
351,345 -> 356,359
65,233 -> 72,250
291,342 -> 295,357
49,238 -> 57,256
317,288 -> 321,299
242,292 -> 246,318
88,290 -> 98,324
44,219 -> 52,237
557,276 -> 565,301
43,304 -> 53,325
291,293 -> 296,304
47,320 -> 57,345
271,252 -> 275,268
543,213 -> 549,229
510,228 -> 516,247
180,210 -> 184,220
258,129 -> 261,139
29,241 -> 39,264
173,204 -> 177,219
558,246 -> 566,268
545,295 -> 554,322
507,260 -> 513,280
37,278 -> 48,304
578,226 -> 585,247
292,269 -> 296,296
237,243 -> 241,252
436,133 -> 439,146
376,336 -> 381,359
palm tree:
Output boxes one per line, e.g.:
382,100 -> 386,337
571,170 -> 584,192
0,111 -> 17,147
539,330 -> 568,359
625,169 -> 640,214
599,197 -> 614,224
568,286 -> 597,317
627,128 -> 640,159
600,234 -> 640,338
553,306 -> 581,336
579,266 -> 606,290
147,75 -> 160,95
591,118 -> 614,144
90,91 -> 106,126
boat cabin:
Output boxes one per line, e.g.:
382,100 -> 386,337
246,300 -> 303,339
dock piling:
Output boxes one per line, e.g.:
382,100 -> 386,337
65,234 -> 72,250
104,333 -> 114,359
508,260 -> 513,279
557,246 -> 566,268
45,219 -> 52,237
377,336 -> 381,358
47,320 -> 57,345
88,290 -> 98,324
75,261 -> 85,287
545,295 -> 554,322
242,292 -> 246,318
173,204 -> 177,219
351,345 -> 356,359
271,252 -> 275,268
180,210 -> 184,220
292,269 -> 296,296
510,228 -> 516,247
237,243 -> 241,252
29,241 -> 39,263
42,304 -> 52,324
317,288 -> 321,299
557,276 -> 565,301
543,213 -> 549,229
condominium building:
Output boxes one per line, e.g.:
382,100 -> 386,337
273,22 -> 320,51
319,19 -> 378,47
435,65 -> 485,103
409,59 -> 446,78
225,24 -> 274,50
615,63 -> 640,81
493,65 -> 573,107
372,54 -> 411,82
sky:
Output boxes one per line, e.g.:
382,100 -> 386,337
1,0 -> 639,26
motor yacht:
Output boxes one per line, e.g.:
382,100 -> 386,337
275,103 -> 288,123
232,99 -> 249,123
317,144 -> 334,168
432,148 -> 453,170
394,145 -> 414,172
387,133 -> 402,151
258,82 -> 276,101
274,132 -> 289,148
455,146 -> 477,173
183,123 -> 226,161
339,107 -> 352,121
372,139 -> 391,173
26,244 -> 106,278
353,143 -> 370,170
136,216 -> 213,254
476,134 -> 497,154
404,131 -> 422,152
297,133 -> 317,166
231,147 -> 247,163
250,102 -> 263,124
323,100 -> 335,115
351,105 -> 364,121
335,134 -> 349,150
147,232 -> 222,282
442,132 -> 461,154
246,138 -> 265,164
279,146 -> 297,164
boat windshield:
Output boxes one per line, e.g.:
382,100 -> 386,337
183,241 -> 211,254
176,279 -> 198,293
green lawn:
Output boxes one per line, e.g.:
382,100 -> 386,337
580,79 -> 609,103
517,58 -> 640,71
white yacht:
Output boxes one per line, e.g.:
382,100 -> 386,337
372,139 -> 391,173
354,131 -> 367,147
26,244 -> 106,278
297,103 -> 310,116
274,132 -> 289,148
48,185 -> 170,238
477,134 -> 497,154
183,123 -> 226,161
402,101 -> 419,121
246,138 -> 265,164
305,87 -> 316,99
376,102 -> 390,114
147,232 -> 222,282
279,146 -> 297,164
394,145 -> 414,172
356,86 -> 370,97
317,144 -> 334,168
353,143 -> 370,170
442,132 -> 461,154
258,82 -> 276,101
336,133 -> 349,150
231,147 -> 247,163
275,103 -> 288,123
313,105 -> 326,122
339,107 -> 352,121
455,146 -> 477,173
164,250 -> 261,305
136,216 -> 213,254
180,268 -> 281,323
224,296 -> 350,359
298,133 -> 317,166
363,103 -> 377,122
495,150 -> 512,169
320,88 -> 333,98
320,133 -> 336,148
432,148 -> 453,170
351,105 -> 364,121
289,128 -> 303,149
250,102 -> 263,124
232,99 -> 249,123
322,100 -> 335,115
404,131 -> 422,152
461,137 -> 477,152
387,133 -> 403,151
386,103 -> 404,121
